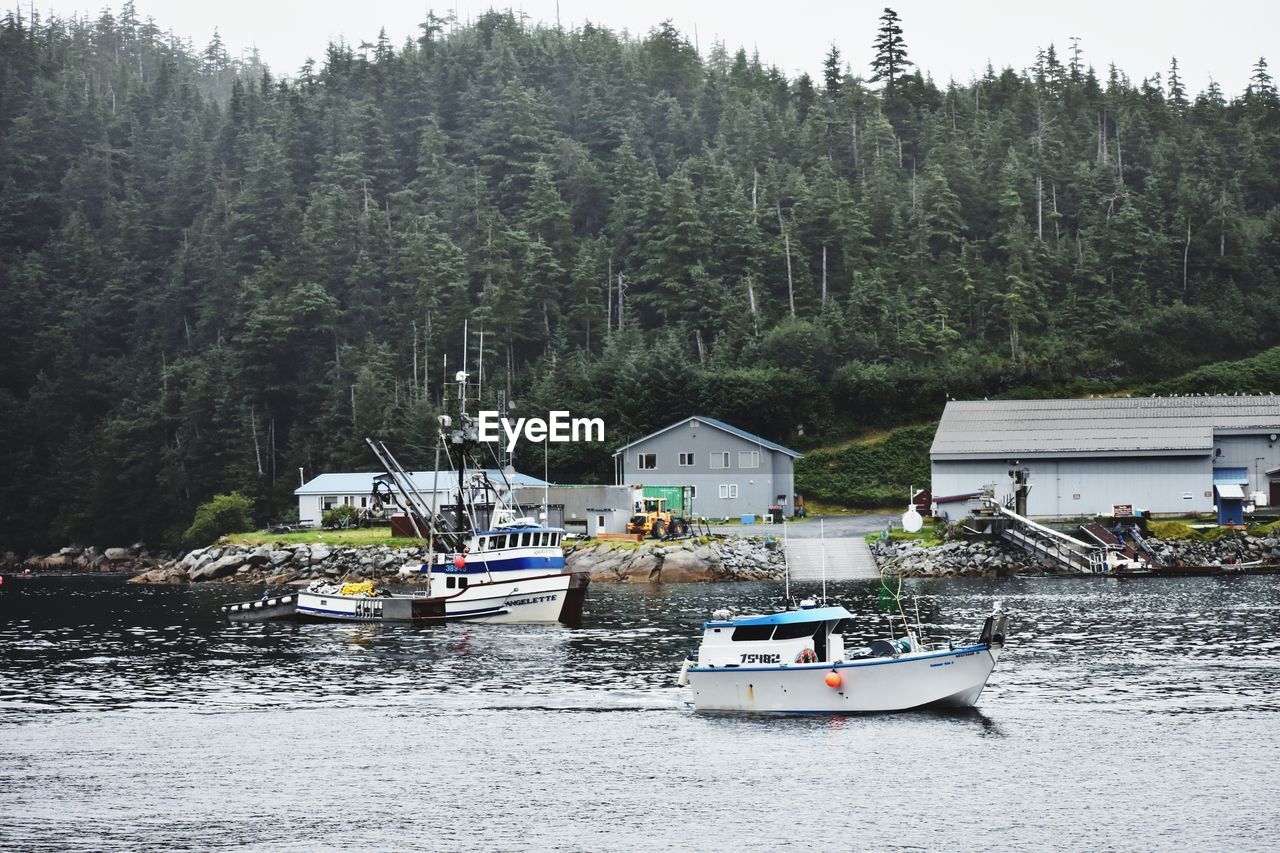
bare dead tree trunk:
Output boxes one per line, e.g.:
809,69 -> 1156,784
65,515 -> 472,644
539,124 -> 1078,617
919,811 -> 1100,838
617,272 -> 625,331
412,321 -> 419,393
752,169 -> 758,215
1183,216 -> 1192,296
851,115 -> 859,169
424,310 -> 432,398
1036,175 -> 1043,240
1052,184 -> 1061,242
250,407 -> 263,475
694,328 -> 705,363
821,245 -> 828,306
606,256 -> 613,334
777,202 -> 795,319
747,277 -> 759,336
1115,124 -> 1123,181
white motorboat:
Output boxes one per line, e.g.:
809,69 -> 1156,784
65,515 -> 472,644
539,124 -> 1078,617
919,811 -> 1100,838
677,600 -> 1007,713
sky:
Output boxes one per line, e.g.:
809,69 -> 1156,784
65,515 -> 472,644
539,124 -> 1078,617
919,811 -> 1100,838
27,0 -> 1279,96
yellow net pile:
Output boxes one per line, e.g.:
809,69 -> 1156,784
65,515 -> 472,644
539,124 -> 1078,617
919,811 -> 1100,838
339,580 -> 378,597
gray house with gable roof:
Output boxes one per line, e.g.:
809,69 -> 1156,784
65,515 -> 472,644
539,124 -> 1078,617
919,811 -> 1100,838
613,416 -> 802,520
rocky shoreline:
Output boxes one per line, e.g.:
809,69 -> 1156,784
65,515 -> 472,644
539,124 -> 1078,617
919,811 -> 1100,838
872,540 -> 1043,577
115,534 -> 786,586
564,536 -> 784,583
9,531 -> 1278,585
1,544 -> 171,576
874,533 -> 1280,577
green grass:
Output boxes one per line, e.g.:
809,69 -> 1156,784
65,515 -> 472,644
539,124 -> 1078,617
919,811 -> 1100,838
227,528 -> 422,548
864,528 -> 942,547
801,499 -> 899,516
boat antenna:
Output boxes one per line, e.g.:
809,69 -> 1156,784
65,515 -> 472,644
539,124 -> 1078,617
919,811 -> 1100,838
819,516 -> 827,604
427,436 -> 441,586
782,517 -> 790,603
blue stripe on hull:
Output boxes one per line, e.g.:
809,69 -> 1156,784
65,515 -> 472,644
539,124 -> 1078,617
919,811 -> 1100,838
437,555 -> 565,574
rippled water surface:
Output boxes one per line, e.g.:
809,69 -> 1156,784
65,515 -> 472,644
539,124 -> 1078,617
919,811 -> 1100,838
2,575 -> 1279,851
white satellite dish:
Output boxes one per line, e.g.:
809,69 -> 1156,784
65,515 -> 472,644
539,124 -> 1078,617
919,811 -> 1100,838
902,509 -> 924,533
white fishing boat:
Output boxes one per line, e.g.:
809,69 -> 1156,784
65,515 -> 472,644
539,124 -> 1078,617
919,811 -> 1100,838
224,358 -> 589,625
677,600 -> 1007,713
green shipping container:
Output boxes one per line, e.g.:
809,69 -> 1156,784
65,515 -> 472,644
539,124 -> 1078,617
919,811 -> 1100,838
642,485 -> 687,515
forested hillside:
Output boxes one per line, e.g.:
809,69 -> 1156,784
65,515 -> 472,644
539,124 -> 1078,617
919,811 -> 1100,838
2,5 -> 1279,548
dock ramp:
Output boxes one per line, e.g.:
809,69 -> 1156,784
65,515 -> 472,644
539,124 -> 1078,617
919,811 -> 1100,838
989,503 -> 1109,573
783,538 -> 880,581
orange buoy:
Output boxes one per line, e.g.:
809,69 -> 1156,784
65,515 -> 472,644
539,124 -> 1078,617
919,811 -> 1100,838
453,555 -> 466,568
825,671 -> 842,688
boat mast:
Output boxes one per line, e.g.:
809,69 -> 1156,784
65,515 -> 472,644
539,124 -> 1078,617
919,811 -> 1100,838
820,517 -> 827,604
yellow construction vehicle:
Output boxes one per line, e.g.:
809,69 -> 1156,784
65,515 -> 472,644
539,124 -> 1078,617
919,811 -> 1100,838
627,497 -> 689,538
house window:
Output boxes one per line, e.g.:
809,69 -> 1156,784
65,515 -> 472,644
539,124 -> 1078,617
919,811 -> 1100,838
719,484 -> 738,499
597,514 -> 606,528
637,452 -> 657,470
322,496 -> 338,510
678,452 -> 695,467
710,451 -> 730,469
739,450 -> 760,469
689,485 -> 697,499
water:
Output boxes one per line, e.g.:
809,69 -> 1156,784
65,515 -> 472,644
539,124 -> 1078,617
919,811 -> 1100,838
2,576 -> 1279,851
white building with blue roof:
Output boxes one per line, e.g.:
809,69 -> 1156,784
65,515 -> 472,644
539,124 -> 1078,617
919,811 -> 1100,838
612,416 -> 802,520
295,469 -> 549,527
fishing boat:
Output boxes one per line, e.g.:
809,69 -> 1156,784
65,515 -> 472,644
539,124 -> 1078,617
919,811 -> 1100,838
223,362 -> 589,625
677,598 -> 1007,714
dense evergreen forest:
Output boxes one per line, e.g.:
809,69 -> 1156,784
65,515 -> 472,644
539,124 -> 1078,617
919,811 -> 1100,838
2,4 -> 1279,549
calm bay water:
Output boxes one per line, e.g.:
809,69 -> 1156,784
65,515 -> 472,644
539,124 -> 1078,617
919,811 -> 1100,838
2,575 -> 1279,851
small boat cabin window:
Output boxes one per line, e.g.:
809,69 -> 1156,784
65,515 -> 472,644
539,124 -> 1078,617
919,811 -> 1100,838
773,622 -> 821,641
446,576 -> 456,588
459,577 -> 469,589
478,537 -> 489,551
521,533 -> 531,547
731,625 -> 775,641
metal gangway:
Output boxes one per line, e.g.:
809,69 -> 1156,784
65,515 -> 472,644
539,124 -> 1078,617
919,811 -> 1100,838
984,499 -> 1109,574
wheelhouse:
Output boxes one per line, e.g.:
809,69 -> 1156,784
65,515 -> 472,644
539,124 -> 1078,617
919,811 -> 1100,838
697,606 -> 852,668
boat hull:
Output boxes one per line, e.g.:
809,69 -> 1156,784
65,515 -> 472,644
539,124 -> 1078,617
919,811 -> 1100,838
275,571 -> 586,624
687,644 -> 1000,714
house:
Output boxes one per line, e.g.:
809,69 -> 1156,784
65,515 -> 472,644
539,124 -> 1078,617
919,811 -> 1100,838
513,484 -> 642,536
930,395 -> 1280,522
612,416 -> 802,520
295,470 -> 549,527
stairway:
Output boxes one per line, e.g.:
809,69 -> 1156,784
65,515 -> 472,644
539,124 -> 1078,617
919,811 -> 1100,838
783,538 -> 880,580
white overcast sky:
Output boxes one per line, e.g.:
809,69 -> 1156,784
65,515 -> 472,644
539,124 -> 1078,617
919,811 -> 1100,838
30,0 -> 1278,95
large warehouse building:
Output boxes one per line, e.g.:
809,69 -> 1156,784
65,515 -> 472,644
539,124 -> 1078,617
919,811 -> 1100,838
930,395 -> 1280,521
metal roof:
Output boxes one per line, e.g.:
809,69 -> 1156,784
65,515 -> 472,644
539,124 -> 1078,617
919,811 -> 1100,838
613,415 -> 802,458
295,469 -> 549,495
706,605 -> 853,628
1212,468 -> 1250,485
932,395 -> 1280,459
1216,484 -> 1246,500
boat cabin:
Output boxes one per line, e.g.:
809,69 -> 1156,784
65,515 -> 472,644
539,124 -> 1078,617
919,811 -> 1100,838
697,605 -> 853,668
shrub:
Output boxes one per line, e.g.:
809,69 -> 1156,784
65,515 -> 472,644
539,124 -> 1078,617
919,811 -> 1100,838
183,492 -> 254,547
322,504 -> 359,529
1146,521 -> 1200,541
